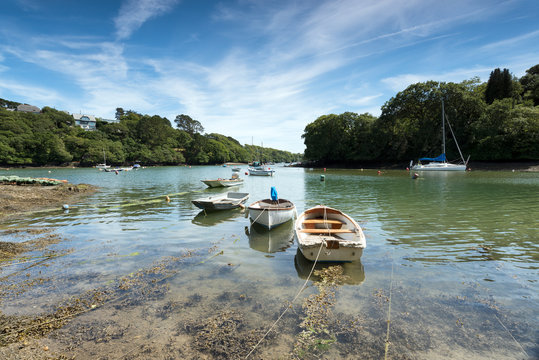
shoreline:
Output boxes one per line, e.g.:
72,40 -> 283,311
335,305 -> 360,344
295,161 -> 539,172
0,183 -> 97,220
1,160 -> 538,172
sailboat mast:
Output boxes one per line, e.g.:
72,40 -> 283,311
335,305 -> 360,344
441,100 -> 446,158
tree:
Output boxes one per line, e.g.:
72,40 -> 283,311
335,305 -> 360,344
485,68 -> 513,104
115,107 -> 125,120
174,114 -> 204,135
520,64 -> 539,106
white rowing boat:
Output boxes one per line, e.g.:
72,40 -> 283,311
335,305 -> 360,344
295,205 -> 366,262
248,198 -> 295,230
191,192 -> 249,211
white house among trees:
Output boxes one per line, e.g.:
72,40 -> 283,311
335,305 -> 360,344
72,113 -> 96,130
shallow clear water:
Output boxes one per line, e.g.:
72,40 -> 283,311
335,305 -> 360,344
1,166 -> 537,359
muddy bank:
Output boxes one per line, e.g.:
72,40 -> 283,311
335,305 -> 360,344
0,183 -> 97,220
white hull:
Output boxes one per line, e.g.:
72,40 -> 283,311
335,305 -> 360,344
192,192 -> 249,211
411,163 -> 466,171
248,199 -> 295,230
295,205 -> 366,262
248,168 -> 275,176
201,179 -> 244,188
96,164 -> 110,169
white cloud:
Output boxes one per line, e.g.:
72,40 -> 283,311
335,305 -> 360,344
0,79 -> 66,108
480,29 -> 539,52
381,66 -> 493,93
114,0 -> 180,40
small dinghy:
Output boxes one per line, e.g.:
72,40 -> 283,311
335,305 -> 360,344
295,205 -> 366,262
201,172 -> 244,188
248,187 -> 295,230
191,192 -> 249,211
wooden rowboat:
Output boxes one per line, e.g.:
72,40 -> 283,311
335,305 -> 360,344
295,205 -> 366,262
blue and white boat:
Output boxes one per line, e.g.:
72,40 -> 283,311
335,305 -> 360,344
410,100 -> 468,171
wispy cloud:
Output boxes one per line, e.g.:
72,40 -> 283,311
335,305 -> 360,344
381,66 -> 495,93
0,79 -> 65,106
114,0 -> 180,40
480,29 -> 539,51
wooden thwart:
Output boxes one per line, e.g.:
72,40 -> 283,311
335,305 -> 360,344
299,228 -> 354,234
302,219 -> 344,225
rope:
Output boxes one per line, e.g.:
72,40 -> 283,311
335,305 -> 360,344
384,250 -> 395,360
250,207 -> 266,225
245,241 -> 325,359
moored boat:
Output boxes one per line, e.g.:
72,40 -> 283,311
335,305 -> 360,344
410,100 -> 468,171
191,192 -> 249,211
248,199 -> 295,229
201,172 -> 244,187
248,161 -> 275,176
248,187 -> 295,229
295,205 -> 366,262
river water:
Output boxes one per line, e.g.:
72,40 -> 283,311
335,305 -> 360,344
1,166 -> 537,359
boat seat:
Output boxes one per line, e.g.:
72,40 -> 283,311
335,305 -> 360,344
299,228 -> 354,234
302,218 -> 345,229
302,219 -> 344,225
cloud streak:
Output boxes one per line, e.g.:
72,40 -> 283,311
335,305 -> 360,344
114,0 -> 180,40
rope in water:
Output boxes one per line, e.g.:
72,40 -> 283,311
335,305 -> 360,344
384,249 -> 395,360
245,236 -> 325,359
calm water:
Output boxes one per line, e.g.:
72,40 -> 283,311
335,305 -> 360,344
1,166 -> 538,359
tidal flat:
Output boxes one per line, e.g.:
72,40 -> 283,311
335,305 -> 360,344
0,166 -> 537,359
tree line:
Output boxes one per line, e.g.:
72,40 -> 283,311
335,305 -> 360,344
303,65 -> 539,164
0,106 -> 300,166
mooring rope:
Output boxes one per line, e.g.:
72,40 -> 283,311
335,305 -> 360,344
250,206 -> 266,225
245,240 -> 325,359
384,250 -> 395,360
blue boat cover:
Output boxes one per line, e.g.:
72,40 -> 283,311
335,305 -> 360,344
419,153 -> 446,162
270,186 -> 278,201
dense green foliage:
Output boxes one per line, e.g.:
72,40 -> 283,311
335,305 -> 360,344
303,66 -> 539,164
0,107 -> 299,166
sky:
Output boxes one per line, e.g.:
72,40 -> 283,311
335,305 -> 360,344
0,0 -> 538,153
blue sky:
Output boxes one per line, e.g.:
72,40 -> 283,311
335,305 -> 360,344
1,0 -> 538,153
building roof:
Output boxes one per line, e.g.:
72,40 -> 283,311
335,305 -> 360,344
16,104 -> 41,113
72,113 -> 96,122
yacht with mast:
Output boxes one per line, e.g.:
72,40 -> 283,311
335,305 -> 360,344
410,100 -> 469,171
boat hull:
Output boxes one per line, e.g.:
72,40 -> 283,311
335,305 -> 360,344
295,205 -> 366,262
192,192 -> 249,210
248,199 -> 295,230
411,163 -> 466,171
201,179 -> 244,188
248,167 -> 275,176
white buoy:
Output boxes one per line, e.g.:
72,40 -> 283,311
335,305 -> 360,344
62,204 -> 69,210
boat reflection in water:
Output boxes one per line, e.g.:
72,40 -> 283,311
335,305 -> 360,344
192,209 -> 244,227
246,220 -> 294,253
294,249 -> 365,285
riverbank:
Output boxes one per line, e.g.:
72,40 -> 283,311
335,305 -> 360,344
297,161 -> 539,171
0,183 -> 97,220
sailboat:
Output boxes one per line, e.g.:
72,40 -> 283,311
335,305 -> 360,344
410,100 -> 468,171
96,149 -> 110,170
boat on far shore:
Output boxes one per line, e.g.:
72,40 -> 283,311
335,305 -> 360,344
248,161 -> 275,176
410,100 -> 469,171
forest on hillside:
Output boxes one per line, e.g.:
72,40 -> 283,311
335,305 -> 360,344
302,65 -> 539,164
0,106 -> 300,167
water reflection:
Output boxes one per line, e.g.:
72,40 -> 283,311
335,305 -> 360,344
191,209 -> 244,227
246,220 -> 294,253
294,249 -> 365,285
